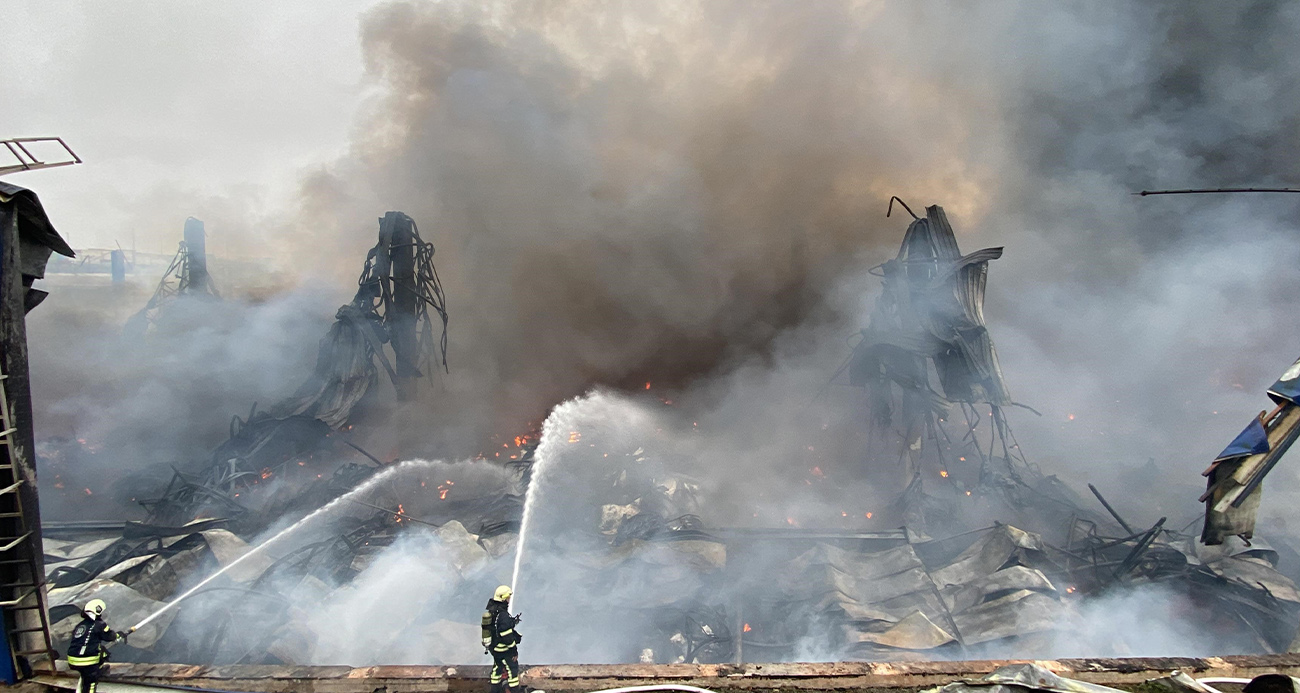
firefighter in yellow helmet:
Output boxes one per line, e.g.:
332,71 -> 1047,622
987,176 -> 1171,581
481,585 -> 521,693
66,599 -> 125,693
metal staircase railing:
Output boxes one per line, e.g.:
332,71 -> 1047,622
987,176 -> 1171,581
0,369 -> 57,672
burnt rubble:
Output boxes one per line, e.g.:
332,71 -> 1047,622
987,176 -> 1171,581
33,202 -> 1300,668
136,211 -> 449,530
36,425 -> 1300,666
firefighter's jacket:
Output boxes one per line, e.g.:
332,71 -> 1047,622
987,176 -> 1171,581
481,600 -> 520,653
67,616 -> 117,667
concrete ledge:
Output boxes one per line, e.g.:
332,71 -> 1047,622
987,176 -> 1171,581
28,655 -> 1300,693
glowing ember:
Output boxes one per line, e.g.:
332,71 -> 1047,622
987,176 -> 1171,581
645,382 -> 651,390
939,470 -> 949,478
810,466 -> 824,478
1068,414 -> 1075,420
743,623 -> 752,633
865,512 -> 873,519
785,517 -> 796,526
83,488 -> 93,496
965,490 -> 972,496
568,431 -> 582,443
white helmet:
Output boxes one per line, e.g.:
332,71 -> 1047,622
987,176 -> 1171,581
83,599 -> 106,619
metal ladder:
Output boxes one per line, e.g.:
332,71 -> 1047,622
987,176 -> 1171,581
0,370 -> 57,670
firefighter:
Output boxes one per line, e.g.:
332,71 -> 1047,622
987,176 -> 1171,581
481,585 -> 522,693
66,599 -> 124,693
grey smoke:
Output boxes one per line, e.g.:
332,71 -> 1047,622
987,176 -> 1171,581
16,0 -> 1300,663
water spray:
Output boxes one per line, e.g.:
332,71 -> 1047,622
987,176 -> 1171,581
509,397 -> 585,614
128,459 -> 439,633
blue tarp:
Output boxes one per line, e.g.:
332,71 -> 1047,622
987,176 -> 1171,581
1268,357 -> 1300,406
1215,416 -> 1271,462
0,606 -> 16,684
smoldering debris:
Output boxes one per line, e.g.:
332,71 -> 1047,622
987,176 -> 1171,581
135,211 -> 450,531
41,406 -> 1300,665
37,201 -> 1300,667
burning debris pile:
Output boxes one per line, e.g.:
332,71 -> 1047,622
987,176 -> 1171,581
34,202 -> 1300,667
35,211 -> 466,664
137,211 -> 449,529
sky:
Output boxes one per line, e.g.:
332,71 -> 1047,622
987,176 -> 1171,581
1,1 -> 383,256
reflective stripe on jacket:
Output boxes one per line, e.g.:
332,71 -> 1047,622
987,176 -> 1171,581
482,600 -> 520,652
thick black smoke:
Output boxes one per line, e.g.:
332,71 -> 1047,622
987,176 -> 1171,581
288,0 -> 1300,523
26,0 -> 1300,543
21,0 -> 1300,665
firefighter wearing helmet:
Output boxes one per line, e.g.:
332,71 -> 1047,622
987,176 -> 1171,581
481,585 -> 522,693
66,599 -> 125,693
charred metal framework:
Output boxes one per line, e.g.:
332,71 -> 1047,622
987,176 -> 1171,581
354,211 -> 450,399
127,217 -> 220,335
141,212 -> 449,528
845,201 -> 1029,504
277,211 -> 448,428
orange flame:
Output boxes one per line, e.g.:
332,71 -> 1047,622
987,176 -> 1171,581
939,470 -> 949,478
743,623 -> 752,633
568,431 -> 582,443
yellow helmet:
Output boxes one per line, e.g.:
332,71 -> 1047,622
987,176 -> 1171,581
84,599 -> 106,619
493,585 -> 513,602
